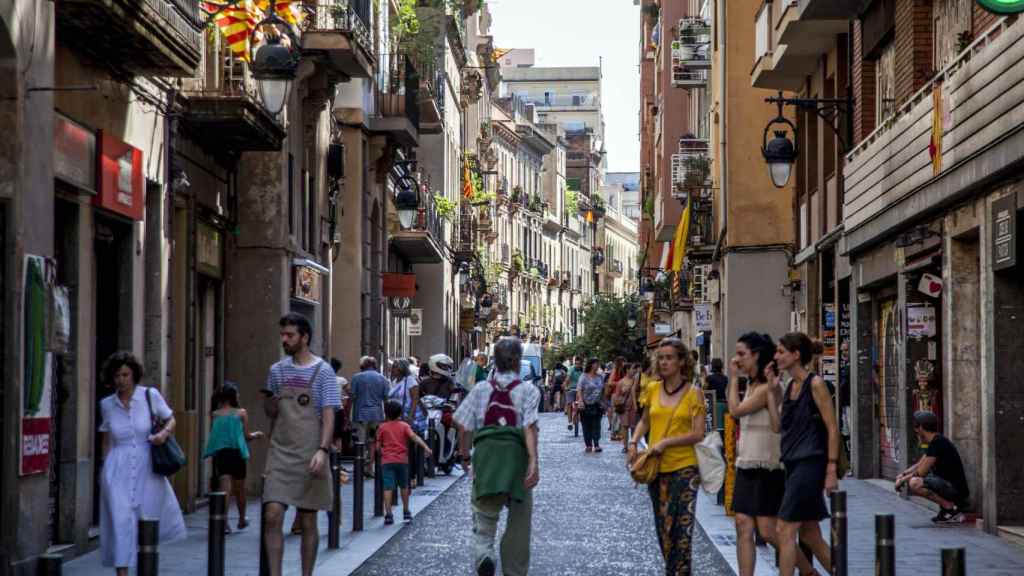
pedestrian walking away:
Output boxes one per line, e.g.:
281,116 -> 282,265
565,357 -> 583,434
98,352 -> 187,575
455,337 -> 540,576
614,363 -> 640,453
378,400 -> 433,525
774,333 -> 840,576
727,333 -> 814,576
895,410 -> 970,523
628,339 -> 706,576
262,313 -> 341,576
351,356 -> 390,478
576,358 -> 606,453
331,358 -> 351,453
204,381 -> 264,533
606,356 -> 627,440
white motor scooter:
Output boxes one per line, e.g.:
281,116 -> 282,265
421,394 -> 459,475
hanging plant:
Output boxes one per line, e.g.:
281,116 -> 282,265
433,194 -> 458,221
565,189 -> 579,214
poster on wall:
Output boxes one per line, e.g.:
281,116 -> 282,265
821,303 -> 837,385
906,305 -> 937,339
22,255 -> 55,476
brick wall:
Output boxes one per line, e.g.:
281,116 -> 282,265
973,3 -> 999,37
852,19 -> 876,145
894,0 -> 933,106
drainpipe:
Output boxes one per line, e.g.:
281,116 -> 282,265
717,0 -> 727,349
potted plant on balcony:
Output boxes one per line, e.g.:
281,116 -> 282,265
591,195 -> 607,218
511,185 -> 523,205
433,194 -> 457,222
565,189 -> 579,214
511,250 -> 525,276
683,155 -> 712,188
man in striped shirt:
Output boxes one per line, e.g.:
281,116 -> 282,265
262,313 -> 340,576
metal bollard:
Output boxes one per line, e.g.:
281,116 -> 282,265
37,554 -> 62,576
258,500 -> 269,576
875,514 -> 895,576
426,427 -> 437,478
328,450 -> 341,549
208,492 -> 227,576
415,441 -> 425,488
373,452 -> 384,517
941,548 -> 965,576
830,491 -> 848,576
352,441 -> 365,532
137,519 -> 160,576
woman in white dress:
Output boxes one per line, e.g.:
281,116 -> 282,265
99,352 -> 186,575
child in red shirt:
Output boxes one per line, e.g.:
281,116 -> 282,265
378,400 -> 432,524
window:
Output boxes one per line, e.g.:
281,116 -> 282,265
875,40 -> 896,125
933,0 -> 971,70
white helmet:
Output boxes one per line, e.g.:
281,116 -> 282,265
428,353 -> 455,378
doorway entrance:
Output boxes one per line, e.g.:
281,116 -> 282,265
91,214 -> 133,525
877,296 -> 902,480
195,277 -> 221,496
993,220 -> 1024,527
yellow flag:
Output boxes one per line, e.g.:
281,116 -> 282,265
670,199 -> 691,272
929,84 -> 942,176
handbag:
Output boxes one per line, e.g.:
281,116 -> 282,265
146,387 -> 187,477
695,431 -> 725,493
629,386 -> 688,484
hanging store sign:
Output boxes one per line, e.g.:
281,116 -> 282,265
292,265 -> 322,304
54,114 -> 96,192
408,308 -> 423,336
907,305 -> 937,339
95,131 -> 144,221
977,1 -> 1024,14
992,193 -> 1017,271
382,273 -> 417,298
694,304 -> 713,332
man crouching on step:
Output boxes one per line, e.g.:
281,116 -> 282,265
454,337 -> 541,576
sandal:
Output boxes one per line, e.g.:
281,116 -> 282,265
238,519 -> 249,530
384,513 -> 394,526
403,510 -> 413,524
290,523 -> 302,535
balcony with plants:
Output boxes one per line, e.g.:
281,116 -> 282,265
57,0 -> 203,77
670,137 -> 712,201
390,165 -> 444,264
303,0 -> 374,79
671,17 -> 710,89
370,52 -> 421,147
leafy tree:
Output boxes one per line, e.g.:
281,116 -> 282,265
565,295 -> 644,362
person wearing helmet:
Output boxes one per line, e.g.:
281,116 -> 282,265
419,354 -> 457,403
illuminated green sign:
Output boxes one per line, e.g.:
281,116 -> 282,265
977,0 -> 1024,13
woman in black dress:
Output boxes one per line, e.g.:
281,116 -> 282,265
774,333 -> 840,576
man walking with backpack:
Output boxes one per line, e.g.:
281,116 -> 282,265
455,338 -> 540,576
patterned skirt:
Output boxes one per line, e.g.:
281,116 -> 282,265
647,466 -> 701,576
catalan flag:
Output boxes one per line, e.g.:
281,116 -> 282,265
928,83 -> 943,176
462,160 -> 474,198
203,0 -> 264,60
669,199 -> 691,297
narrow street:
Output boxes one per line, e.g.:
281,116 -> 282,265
353,412 -> 732,575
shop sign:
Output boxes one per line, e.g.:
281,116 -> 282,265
382,273 -> 417,298
408,308 -> 423,336
907,305 -> 937,339
22,255 -> 56,476
197,222 -> 223,278
993,193 -> 1016,271
822,303 -> 837,385
654,322 -> 673,336
694,304 -> 712,332
95,132 -> 144,221
292,265 -> 321,304
54,114 -> 96,192
977,1 -> 1024,14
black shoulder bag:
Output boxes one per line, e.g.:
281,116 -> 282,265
146,387 -> 187,477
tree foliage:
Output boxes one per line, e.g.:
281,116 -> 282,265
555,295 -> 644,364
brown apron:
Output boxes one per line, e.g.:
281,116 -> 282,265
263,361 -> 332,510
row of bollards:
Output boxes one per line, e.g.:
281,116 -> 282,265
824,490 -> 965,576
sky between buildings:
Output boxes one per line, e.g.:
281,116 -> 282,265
488,0 -> 642,173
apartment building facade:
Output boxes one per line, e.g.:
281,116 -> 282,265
750,0 -> 1024,535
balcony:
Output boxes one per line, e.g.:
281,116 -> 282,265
56,0 -> 202,77
777,0 -> 860,56
369,54 -> 420,147
751,0 -> 828,90
303,0 -> 374,79
419,68 -> 446,135
688,202 -> 715,259
452,205 -> 476,264
674,18 -> 711,69
644,269 -> 693,312
609,259 -> 624,277
390,185 -> 444,264
521,94 -> 600,110
843,16 -> 1024,252
670,138 -> 713,200
180,54 -> 286,153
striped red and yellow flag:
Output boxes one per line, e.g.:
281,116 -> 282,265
203,0 -> 264,60
256,0 -> 304,26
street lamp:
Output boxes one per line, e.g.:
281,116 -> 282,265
761,98 -> 798,188
395,185 -> 419,229
251,33 -> 298,116
761,91 -> 853,188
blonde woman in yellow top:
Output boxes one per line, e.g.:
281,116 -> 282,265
628,338 -> 706,576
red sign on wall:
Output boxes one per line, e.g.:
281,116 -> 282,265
382,273 -> 417,298
21,417 -> 50,476
94,131 -> 144,221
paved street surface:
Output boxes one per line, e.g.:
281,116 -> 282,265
353,412 -> 732,576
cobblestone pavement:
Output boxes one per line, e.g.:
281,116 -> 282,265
352,412 -> 732,575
